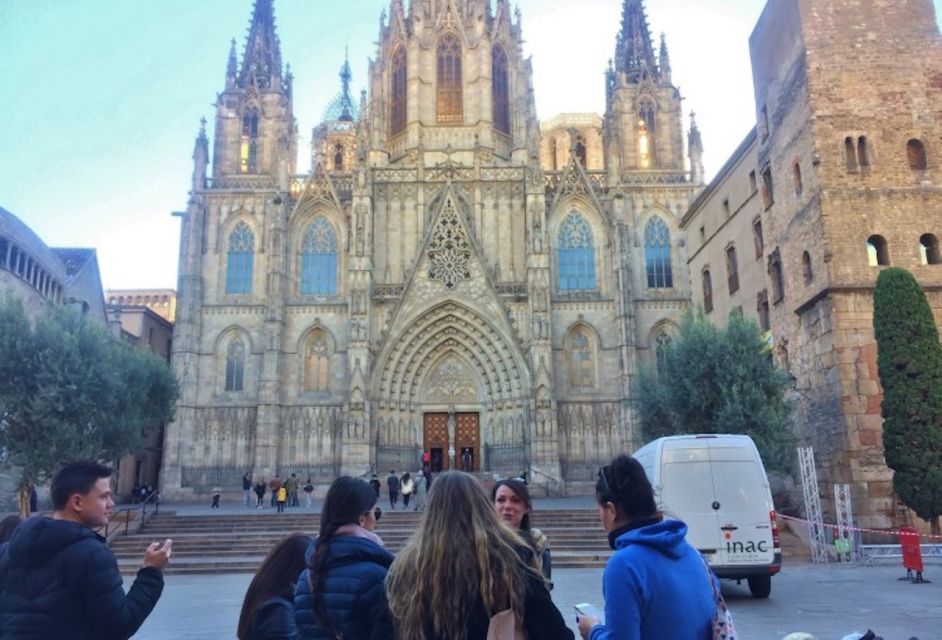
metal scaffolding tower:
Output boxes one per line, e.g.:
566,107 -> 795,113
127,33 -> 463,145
834,483 -> 857,562
798,446 -> 829,564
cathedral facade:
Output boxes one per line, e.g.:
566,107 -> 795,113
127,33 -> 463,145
161,0 -> 702,498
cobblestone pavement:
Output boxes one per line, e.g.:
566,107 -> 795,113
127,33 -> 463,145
127,563 -> 941,639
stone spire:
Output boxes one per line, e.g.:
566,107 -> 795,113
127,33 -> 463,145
226,38 -> 238,89
338,47 -> 355,122
192,117 -> 209,192
659,33 -> 671,84
614,0 -> 659,83
688,112 -> 704,185
239,0 -> 283,88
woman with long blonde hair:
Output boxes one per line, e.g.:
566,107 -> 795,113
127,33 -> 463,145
386,471 -> 573,640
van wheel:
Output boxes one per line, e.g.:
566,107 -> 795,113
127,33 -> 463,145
747,575 -> 772,599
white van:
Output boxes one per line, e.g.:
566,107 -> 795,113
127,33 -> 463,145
633,434 -> 781,598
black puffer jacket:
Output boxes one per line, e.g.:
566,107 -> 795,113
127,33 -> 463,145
0,516 -> 164,639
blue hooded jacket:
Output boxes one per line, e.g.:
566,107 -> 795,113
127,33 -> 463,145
294,535 -> 394,640
589,519 -> 715,640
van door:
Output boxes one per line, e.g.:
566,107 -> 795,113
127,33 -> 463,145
708,444 -> 775,567
658,445 -> 723,565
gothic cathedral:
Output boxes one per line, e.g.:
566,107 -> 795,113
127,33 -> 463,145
161,0 -> 704,497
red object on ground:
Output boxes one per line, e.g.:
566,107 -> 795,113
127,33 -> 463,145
899,526 -> 923,573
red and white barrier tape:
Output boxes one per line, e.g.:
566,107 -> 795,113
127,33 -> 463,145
777,513 -> 942,541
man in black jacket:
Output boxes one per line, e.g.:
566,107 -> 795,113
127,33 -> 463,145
0,460 -> 172,639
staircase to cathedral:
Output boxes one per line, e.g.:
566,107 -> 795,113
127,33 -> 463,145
111,508 -> 611,575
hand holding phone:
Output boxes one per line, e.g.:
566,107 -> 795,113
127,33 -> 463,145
143,538 -> 173,569
575,603 -> 603,639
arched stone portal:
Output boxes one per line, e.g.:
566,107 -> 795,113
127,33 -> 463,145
371,301 -> 531,475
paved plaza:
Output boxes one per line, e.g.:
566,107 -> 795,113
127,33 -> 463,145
127,563 -> 941,639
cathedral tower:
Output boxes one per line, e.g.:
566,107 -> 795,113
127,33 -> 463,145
212,0 -> 297,184
604,0 -> 686,177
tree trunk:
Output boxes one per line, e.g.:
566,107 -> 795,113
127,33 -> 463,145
17,480 -> 31,519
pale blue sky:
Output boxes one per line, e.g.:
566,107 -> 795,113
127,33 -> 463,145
0,0 -> 939,289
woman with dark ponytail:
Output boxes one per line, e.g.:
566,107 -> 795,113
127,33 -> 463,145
294,476 -> 393,640
577,455 -> 715,640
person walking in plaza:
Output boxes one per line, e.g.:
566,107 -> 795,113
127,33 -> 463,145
400,471 -> 414,510
269,476 -> 282,508
303,478 -> 315,508
237,532 -> 310,640
576,454 -> 716,640
276,485 -> 288,513
412,469 -> 428,511
211,486 -> 222,509
286,473 -> 300,508
294,476 -> 393,640
386,471 -> 573,640
243,471 -> 253,508
254,478 -> 267,509
493,477 -> 553,587
386,470 -> 400,510
0,461 -> 171,639
369,473 -> 381,498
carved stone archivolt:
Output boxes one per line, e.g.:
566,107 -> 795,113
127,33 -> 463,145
374,302 -> 528,410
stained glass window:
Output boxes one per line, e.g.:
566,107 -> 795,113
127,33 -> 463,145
240,111 -> 259,173
300,218 -> 338,295
644,217 -> 673,288
390,48 -> 407,136
492,45 -> 510,134
557,212 -> 596,291
437,34 -> 463,123
225,337 -> 245,392
226,223 -> 254,294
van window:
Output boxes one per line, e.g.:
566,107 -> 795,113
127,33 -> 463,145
661,462 -> 715,516
712,461 -> 767,514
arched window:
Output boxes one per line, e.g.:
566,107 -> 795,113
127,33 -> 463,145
702,269 -> 713,313
769,248 -> 785,302
638,103 -> 656,168
557,212 -> 596,291
644,217 -> 673,288
492,44 -> 510,135
908,139 -> 928,171
802,251 -> 813,283
225,336 -> 245,392
390,47 -> 407,136
300,218 -> 339,295
867,235 -> 889,267
574,134 -> 587,168
437,34 -> 463,123
303,329 -> 331,392
240,110 -> 259,174
568,326 -> 596,388
919,234 -> 940,265
226,222 -> 255,294
726,245 -> 739,293
333,144 -> 344,171
845,137 -> 858,171
654,330 -> 672,374
793,162 -> 803,196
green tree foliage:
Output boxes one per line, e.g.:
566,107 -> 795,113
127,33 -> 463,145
873,268 -> 942,534
638,311 -> 795,472
0,297 -> 179,514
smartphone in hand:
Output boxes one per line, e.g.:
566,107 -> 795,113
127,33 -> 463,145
574,603 -> 604,623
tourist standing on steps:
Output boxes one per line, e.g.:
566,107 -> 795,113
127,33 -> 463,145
386,470 -> 400,510
254,479 -> 267,509
369,474 -> 381,498
303,478 -> 315,508
386,471 -> 573,640
243,471 -> 253,508
493,477 -> 553,588
0,461 -> 171,639
237,532 -> 310,640
295,476 -> 393,639
412,469 -> 428,511
269,476 -> 282,508
286,474 -> 300,508
276,485 -> 288,513
576,455 -> 715,640
400,472 -> 414,510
